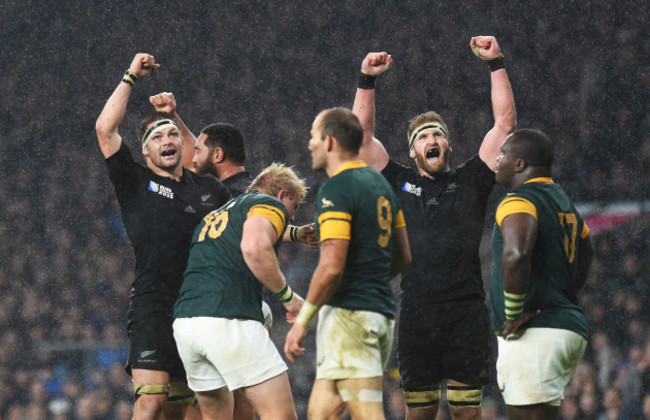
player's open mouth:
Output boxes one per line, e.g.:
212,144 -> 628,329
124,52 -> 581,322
161,150 -> 176,157
426,147 -> 440,160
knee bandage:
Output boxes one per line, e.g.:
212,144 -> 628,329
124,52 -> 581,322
403,384 -> 441,410
133,380 -> 169,400
446,384 -> 483,408
132,378 -> 195,406
167,377 -> 196,405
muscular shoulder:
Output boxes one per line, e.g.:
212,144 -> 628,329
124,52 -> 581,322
243,191 -> 289,241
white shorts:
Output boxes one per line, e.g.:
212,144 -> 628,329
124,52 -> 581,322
316,305 -> 394,380
497,327 -> 587,406
173,317 -> 287,392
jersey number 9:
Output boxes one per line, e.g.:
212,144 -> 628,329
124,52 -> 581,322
377,196 -> 392,248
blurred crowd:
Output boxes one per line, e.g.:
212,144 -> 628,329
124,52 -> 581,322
0,0 -> 648,418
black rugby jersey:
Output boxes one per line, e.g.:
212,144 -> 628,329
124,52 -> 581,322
222,171 -> 253,197
382,155 -> 494,305
106,142 -> 231,304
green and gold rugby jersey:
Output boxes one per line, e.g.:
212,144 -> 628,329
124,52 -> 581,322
490,178 -> 590,339
174,190 -> 289,323
316,161 -> 406,319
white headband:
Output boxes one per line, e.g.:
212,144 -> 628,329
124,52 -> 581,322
141,119 -> 179,149
408,123 -> 449,150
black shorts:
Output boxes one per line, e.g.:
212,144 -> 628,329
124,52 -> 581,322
397,298 -> 492,389
125,302 -> 187,381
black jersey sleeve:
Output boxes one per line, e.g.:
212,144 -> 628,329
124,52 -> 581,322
105,141 -> 144,197
382,159 -> 414,192
457,154 -> 495,201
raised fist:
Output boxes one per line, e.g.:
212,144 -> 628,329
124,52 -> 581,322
469,36 -> 503,60
129,53 -> 160,78
150,92 -> 176,114
361,52 -> 393,77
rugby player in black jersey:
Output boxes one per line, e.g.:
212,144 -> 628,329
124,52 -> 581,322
148,91 -> 319,249
96,53 -> 231,420
351,37 -> 517,420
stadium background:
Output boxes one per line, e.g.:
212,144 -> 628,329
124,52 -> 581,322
0,1 -> 648,418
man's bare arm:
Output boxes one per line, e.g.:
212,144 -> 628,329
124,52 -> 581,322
470,36 -> 517,171
96,53 -> 159,158
352,52 -> 392,172
241,216 -> 304,315
390,226 -> 412,278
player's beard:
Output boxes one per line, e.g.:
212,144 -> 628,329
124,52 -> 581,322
415,147 -> 450,178
194,159 -> 218,178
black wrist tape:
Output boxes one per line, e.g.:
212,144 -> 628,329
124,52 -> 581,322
488,57 -> 505,72
358,73 -> 377,89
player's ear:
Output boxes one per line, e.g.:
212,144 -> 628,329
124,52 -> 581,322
514,158 -> 527,173
325,135 -> 334,152
213,147 -> 224,164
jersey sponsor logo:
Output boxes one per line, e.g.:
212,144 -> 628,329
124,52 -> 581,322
185,205 -> 196,213
401,182 -> 421,196
321,198 -> 335,208
148,181 -> 174,199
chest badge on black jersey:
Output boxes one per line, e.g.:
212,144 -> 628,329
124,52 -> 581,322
401,182 -> 421,197
200,193 -> 216,206
148,181 -> 174,199
446,182 -> 459,192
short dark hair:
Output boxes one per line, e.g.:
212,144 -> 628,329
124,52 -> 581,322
509,129 -> 554,167
200,123 -> 246,165
136,112 -> 180,145
316,108 -> 363,154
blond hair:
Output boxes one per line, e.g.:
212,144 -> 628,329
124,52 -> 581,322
247,163 -> 308,202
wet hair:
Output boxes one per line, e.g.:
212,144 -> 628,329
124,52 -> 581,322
136,112 -> 180,144
509,129 -> 554,167
407,111 -> 450,144
315,108 -> 363,154
200,123 -> 246,165
247,162 -> 308,202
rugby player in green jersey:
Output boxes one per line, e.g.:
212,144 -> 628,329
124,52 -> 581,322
173,163 -> 308,420
285,108 -> 412,420
491,129 -> 594,420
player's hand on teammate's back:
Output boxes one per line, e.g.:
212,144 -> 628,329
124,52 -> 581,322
360,52 -> 393,77
149,92 -> 176,114
129,53 -> 160,78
